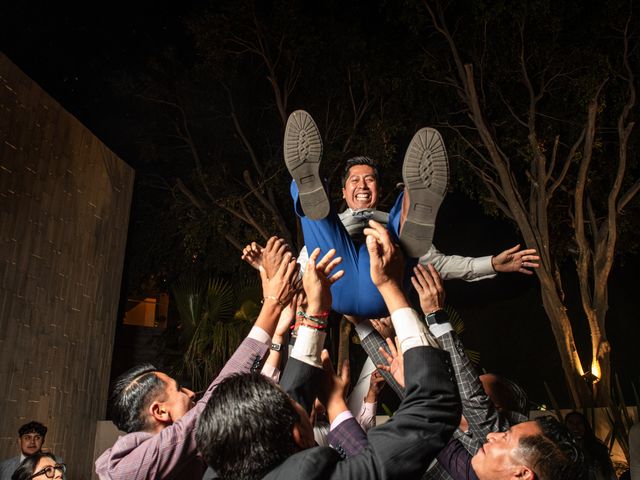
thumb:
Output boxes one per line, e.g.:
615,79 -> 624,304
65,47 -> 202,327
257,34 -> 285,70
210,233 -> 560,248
340,359 -> 350,385
321,349 -> 334,376
366,234 -> 380,261
259,265 -> 268,284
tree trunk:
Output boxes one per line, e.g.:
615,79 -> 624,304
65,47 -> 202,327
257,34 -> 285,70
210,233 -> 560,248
537,272 -> 593,407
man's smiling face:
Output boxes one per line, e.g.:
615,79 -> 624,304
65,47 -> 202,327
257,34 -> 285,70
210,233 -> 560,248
342,164 -> 379,210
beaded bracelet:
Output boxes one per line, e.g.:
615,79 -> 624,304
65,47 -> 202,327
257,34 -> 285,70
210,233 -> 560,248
262,295 -> 286,308
296,310 -> 328,327
299,321 -> 327,330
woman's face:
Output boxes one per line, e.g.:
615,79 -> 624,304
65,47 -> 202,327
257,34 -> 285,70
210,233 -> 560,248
565,414 -> 587,439
31,457 -> 64,479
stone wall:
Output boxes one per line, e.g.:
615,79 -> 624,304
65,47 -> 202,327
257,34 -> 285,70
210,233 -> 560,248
0,52 -> 134,479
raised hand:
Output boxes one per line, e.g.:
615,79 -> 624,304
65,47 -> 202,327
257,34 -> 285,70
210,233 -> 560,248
377,337 -> 405,388
365,370 -> 386,403
364,220 -> 408,312
241,241 -> 264,271
491,244 -> 540,275
318,350 -> 350,422
363,220 -> 404,288
261,237 -> 293,280
411,264 -> 445,315
370,316 -> 394,339
259,250 -> 299,310
275,291 -> 304,338
302,248 -> 344,313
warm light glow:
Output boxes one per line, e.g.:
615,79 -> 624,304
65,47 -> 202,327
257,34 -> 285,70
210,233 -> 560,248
590,359 -> 601,383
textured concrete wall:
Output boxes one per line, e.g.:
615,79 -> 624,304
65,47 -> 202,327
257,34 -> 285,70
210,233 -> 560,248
0,52 -> 134,479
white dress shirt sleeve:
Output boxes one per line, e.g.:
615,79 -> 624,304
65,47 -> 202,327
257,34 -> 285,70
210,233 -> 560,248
390,307 -> 440,353
420,245 -> 496,282
290,325 -> 326,369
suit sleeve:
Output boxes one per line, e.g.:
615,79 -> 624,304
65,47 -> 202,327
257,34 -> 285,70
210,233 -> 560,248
279,357 -> 324,414
436,438 -> 479,480
330,346 -> 461,479
437,331 -> 514,443
357,323 -> 406,399
327,417 -> 368,458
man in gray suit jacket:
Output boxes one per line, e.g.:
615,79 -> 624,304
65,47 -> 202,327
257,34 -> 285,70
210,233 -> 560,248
0,421 -> 48,480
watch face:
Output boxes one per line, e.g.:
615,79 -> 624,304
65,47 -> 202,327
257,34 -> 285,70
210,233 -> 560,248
427,310 -> 448,325
270,343 -> 282,352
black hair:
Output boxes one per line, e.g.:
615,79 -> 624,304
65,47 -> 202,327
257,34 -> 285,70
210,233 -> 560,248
11,452 -> 58,480
18,421 -> 47,438
341,156 -> 380,187
517,415 -> 586,480
564,411 -> 615,478
196,373 -> 300,480
108,363 -> 166,433
483,374 -> 529,415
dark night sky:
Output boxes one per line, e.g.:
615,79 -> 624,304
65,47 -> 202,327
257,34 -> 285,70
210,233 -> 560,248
2,2 -> 638,407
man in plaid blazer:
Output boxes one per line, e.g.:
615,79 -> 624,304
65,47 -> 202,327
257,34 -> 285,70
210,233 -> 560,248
337,263 -> 528,479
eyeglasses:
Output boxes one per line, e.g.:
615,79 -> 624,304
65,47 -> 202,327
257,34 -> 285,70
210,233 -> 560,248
29,463 -> 66,479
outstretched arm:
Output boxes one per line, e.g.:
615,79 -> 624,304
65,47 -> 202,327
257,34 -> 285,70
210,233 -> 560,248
345,315 -> 406,399
421,243 -> 540,282
95,240 -> 298,480
329,221 -> 460,479
412,263 -> 516,443
280,248 -> 344,414
491,244 -> 540,275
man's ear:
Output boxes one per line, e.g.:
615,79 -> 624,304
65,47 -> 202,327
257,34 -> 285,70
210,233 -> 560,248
514,465 -> 535,479
342,187 -> 347,200
292,423 -> 305,449
149,401 -> 171,425
291,423 -> 314,450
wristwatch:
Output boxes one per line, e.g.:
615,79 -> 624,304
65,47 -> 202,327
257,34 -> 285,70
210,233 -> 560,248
425,309 -> 449,326
270,342 -> 282,352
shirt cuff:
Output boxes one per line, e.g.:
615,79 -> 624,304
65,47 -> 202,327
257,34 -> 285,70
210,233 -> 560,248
260,364 -> 280,382
391,307 -> 439,352
330,410 -> 354,430
428,321 -> 454,338
248,326 -> 272,344
290,325 -> 326,368
474,255 -> 495,275
360,401 -> 376,417
354,319 -> 375,340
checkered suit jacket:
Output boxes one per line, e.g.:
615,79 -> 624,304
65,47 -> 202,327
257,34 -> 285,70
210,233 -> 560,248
354,326 -> 527,480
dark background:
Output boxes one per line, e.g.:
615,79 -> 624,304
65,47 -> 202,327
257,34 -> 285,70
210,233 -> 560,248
1,0 -> 638,408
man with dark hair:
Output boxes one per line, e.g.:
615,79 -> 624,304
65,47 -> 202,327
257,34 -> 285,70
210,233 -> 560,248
196,220 -> 462,479
413,264 -> 584,479
95,241 -> 300,480
443,414 -> 584,480
282,109 -> 540,318
335,263 -> 582,480
0,422 -> 48,480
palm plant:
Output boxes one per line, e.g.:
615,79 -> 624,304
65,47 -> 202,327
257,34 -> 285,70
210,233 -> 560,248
444,305 -> 480,366
171,276 -> 258,392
